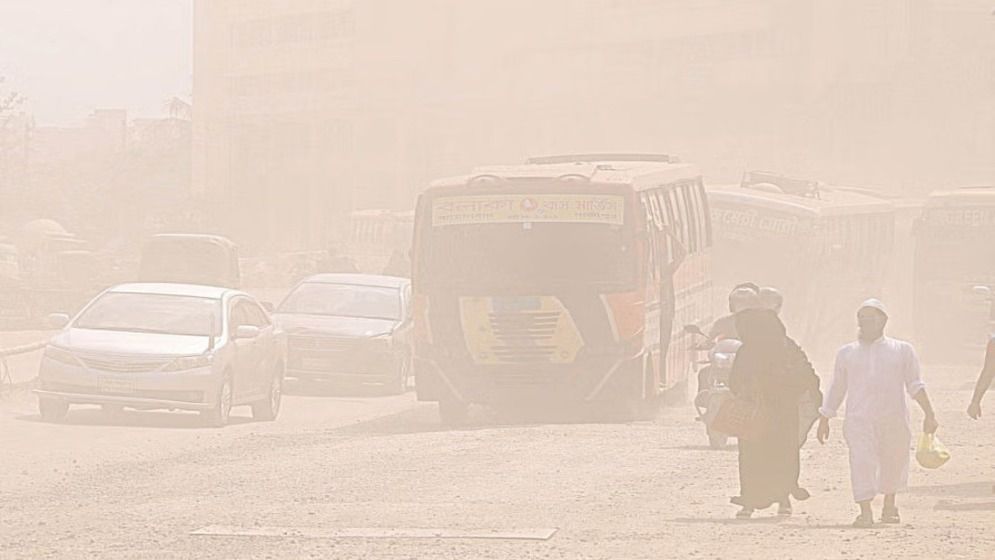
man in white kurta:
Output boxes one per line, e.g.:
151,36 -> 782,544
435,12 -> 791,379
817,299 -> 938,528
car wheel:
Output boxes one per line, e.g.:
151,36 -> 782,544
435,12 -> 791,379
201,376 -> 233,428
39,398 -> 69,422
252,368 -> 283,421
438,399 -> 469,426
384,354 -> 410,396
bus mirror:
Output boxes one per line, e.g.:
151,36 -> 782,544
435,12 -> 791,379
973,285 -> 992,298
683,324 -> 705,337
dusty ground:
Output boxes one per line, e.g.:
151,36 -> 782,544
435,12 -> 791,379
0,358 -> 992,559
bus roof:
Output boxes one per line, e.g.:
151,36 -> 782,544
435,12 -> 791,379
707,183 -> 894,218
924,186 -> 995,208
427,155 -> 701,193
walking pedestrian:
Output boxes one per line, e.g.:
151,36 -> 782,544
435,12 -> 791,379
817,299 -> 939,528
967,335 -> 995,419
729,308 -> 820,518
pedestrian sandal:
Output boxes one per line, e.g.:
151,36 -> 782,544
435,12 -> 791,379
881,508 -> 900,524
852,513 -> 874,528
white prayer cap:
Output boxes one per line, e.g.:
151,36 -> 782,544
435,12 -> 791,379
858,298 -> 888,318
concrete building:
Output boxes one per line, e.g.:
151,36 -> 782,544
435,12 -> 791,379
193,0 -> 995,252
193,0 -> 359,252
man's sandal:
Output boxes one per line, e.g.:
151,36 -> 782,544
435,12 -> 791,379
852,513 -> 874,528
881,508 -> 901,524
736,507 -> 754,519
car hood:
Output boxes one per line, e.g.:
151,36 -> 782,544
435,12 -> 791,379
273,313 -> 399,338
51,328 -> 212,356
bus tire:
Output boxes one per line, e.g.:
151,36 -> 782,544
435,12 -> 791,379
637,355 -> 661,420
708,429 -> 729,449
439,399 -> 469,426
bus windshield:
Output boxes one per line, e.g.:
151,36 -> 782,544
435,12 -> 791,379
419,221 -> 635,291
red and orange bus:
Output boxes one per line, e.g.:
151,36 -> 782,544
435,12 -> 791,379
410,154 -> 713,424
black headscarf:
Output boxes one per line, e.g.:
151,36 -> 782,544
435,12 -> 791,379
731,309 -> 817,404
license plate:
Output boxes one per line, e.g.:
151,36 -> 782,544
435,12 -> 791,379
300,358 -> 332,372
99,377 -> 136,394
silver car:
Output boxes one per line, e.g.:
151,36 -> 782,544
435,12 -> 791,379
273,274 -> 412,393
33,283 -> 286,427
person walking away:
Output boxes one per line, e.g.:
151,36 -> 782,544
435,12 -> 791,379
967,335 -> 995,419
381,248 -> 410,278
697,284 -> 762,395
729,308 -> 820,518
817,299 -> 939,528
318,246 -> 360,274
707,283 -> 762,343
759,286 -> 784,314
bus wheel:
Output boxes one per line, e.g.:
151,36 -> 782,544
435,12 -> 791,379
439,399 -> 469,426
707,428 -> 729,449
661,378 -> 690,407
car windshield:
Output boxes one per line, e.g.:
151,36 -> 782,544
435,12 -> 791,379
74,292 -> 222,337
278,283 -> 401,320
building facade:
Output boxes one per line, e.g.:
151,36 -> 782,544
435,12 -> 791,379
193,0 -> 994,252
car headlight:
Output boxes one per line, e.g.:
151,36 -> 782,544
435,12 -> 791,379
43,345 -> 79,366
162,354 -> 212,372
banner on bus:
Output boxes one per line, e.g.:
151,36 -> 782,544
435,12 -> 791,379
432,194 -> 625,227
923,208 -> 995,228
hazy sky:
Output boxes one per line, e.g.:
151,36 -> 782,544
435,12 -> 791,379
0,0 -> 192,125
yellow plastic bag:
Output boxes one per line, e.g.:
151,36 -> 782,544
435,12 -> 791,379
916,433 -> 951,469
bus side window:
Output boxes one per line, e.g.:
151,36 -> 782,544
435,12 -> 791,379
671,184 -> 691,253
679,182 -> 699,253
692,179 -> 711,248
640,193 -> 659,282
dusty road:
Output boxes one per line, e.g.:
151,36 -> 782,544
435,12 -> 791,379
1,361 -> 993,559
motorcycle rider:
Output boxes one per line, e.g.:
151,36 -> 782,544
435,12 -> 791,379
698,284 -> 761,394
759,286 -> 784,315
706,283 -> 761,343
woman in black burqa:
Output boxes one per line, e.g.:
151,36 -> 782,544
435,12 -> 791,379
729,308 -> 821,518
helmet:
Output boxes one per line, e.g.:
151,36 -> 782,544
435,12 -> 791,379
729,286 -> 760,313
759,286 -> 784,313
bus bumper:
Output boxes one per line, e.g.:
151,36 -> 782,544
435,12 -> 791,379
413,353 -> 644,405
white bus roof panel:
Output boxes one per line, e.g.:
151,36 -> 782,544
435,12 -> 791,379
707,183 -> 894,218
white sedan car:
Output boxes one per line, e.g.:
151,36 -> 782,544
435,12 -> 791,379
33,283 -> 286,427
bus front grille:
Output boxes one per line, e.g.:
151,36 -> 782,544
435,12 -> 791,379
487,311 -> 560,363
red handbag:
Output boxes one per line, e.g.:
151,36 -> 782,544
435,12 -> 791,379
711,394 -> 768,441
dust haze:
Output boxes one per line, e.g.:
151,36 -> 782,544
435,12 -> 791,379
1,2 -> 993,559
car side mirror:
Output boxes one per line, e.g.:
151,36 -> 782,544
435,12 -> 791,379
683,324 -> 705,337
261,301 -> 275,313
47,313 -> 71,330
234,325 -> 260,340
972,285 -> 992,298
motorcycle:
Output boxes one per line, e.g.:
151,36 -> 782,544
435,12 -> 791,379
685,324 -> 741,449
